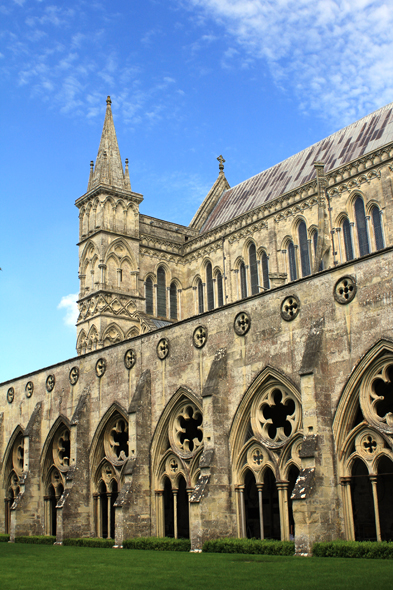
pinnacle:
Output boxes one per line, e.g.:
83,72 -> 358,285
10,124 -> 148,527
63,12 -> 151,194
88,96 -> 131,192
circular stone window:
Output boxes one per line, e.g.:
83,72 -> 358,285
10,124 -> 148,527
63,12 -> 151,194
193,326 -> 207,349
281,295 -> 300,321
25,381 -> 34,398
251,382 -> 300,448
333,275 -> 357,304
234,311 -> 251,336
169,401 -> 203,459
157,338 -> 170,360
104,416 -> 129,466
124,349 -> 136,370
46,375 -> 55,392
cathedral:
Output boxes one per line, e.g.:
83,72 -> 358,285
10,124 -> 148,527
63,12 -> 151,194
2,97 -> 393,555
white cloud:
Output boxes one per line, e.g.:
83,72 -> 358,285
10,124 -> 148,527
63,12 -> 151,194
58,293 -> 79,327
185,0 -> 393,124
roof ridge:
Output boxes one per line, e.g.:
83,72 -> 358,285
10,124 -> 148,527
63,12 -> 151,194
226,101 -> 393,194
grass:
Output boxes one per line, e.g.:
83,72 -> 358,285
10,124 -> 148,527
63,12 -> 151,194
1,543 -> 393,590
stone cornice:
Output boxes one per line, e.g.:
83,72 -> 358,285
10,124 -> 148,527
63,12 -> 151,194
75,184 -> 143,208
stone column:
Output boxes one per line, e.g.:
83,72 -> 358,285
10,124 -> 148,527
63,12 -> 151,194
256,484 -> 264,540
370,475 -> 381,541
340,477 -> 354,540
107,493 -> 111,539
277,481 -> 289,541
238,486 -> 246,538
173,490 -> 178,539
155,491 -> 164,537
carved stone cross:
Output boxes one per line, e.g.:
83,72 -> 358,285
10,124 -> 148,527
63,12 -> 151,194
217,155 -> 225,172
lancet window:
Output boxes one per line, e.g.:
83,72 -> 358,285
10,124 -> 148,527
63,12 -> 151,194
240,262 -> 247,299
157,266 -> 166,318
216,271 -> 224,307
170,282 -> 178,320
287,241 -> 297,281
342,218 -> 354,261
261,252 -> 269,290
206,262 -> 214,311
354,196 -> 370,257
298,221 -> 310,277
197,279 -> 204,314
249,244 -> 259,295
371,206 -> 384,251
145,277 -> 153,315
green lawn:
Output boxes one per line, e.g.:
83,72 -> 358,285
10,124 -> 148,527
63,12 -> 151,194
1,543 -> 393,590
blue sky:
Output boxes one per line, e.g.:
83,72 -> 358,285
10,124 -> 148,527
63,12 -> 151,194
1,0 -> 393,382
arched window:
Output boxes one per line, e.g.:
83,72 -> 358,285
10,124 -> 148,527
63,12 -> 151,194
197,279 -> 204,314
261,251 -> 269,289
354,197 -> 370,256
145,277 -> 153,315
216,271 -> 224,307
288,241 -> 297,281
312,231 -> 323,271
372,206 -> 384,251
342,218 -> 354,261
298,221 -> 310,276
240,262 -> 247,298
170,282 -> 177,320
249,243 -> 259,295
206,262 -> 214,311
157,266 -> 166,317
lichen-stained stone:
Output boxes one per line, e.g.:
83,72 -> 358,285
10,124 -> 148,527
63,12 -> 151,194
3,98 -> 393,552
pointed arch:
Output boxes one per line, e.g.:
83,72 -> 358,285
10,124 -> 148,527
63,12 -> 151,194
2,425 -> 25,483
89,402 -> 129,467
40,415 -> 71,472
102,323 -> 124,347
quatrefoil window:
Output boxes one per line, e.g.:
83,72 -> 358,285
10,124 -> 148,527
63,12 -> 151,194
251,384 -> 300,448
46,375 -> 55,392
234,312 -> 251,336
334,275 -> 357,305
157,338 -> 170,360
124,349 -> 136,369
171,403 -> 203,457
281,296 -> 300,321
193,326 -> 207,349
12,435 -> 25,475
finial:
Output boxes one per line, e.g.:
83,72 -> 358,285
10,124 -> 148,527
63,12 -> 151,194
106,96 -> 112,105
125,158 -> 129,167
90,160 -> 94,170
217,155 -> 225,173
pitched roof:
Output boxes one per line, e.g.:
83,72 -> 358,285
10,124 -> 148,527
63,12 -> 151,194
201,102 -> 393,233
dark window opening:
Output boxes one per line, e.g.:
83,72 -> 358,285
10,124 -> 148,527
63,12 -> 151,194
298,221 -> 311,277
261,252 -> 270,289
177,476 -> 190,539
197,279 -> 204,314
157,266 -> 166,317
288,242 -> 297,281
206,262 -> 214,310
217,272 -> 224,307
249,244 -> 259,295
355,197 -> 370,256
240,262 -> 247,298
263,469 -> 280,540
262,389 -> 296,440
164,478 -> 174,538
245,470 -> 260,539
343,218 -> 354,261
372,206 -> 384,251
145,277 -> 153,315
170,282 -> 177,320
351,458 -> 376,541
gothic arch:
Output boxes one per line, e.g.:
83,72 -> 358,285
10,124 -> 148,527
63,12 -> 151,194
151,386 -> 203,539
333,338 -> 393,541
40,415 -> 71,474
229,366 -> 302,541
90,402 -> 129,470
104,238 -> 136,268
102,323 -> 124,347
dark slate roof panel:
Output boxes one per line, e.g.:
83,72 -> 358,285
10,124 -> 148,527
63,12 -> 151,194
201,102 -> 393,233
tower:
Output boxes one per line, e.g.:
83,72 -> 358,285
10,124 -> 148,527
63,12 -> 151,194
75,97 -> 147,354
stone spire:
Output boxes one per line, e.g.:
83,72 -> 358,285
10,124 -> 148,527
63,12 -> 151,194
88,96 -> 131,191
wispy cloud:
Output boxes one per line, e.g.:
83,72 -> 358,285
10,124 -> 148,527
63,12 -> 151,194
185,0 -> 393,124
58,293 -> 79,328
